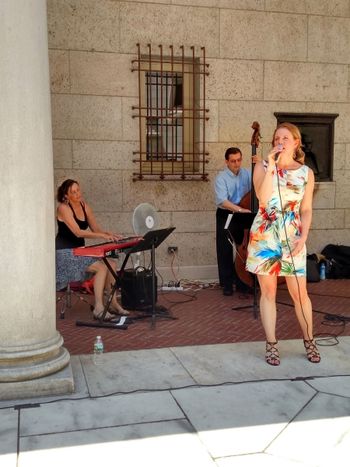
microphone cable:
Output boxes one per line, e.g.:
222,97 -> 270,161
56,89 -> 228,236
275,162 -> 313,342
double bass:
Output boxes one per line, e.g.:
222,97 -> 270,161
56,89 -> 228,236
234,121 -> 261,287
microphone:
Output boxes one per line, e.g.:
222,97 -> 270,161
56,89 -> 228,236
274,144 -> 283,161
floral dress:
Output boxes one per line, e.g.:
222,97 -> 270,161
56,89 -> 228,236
246,162 -> 309,276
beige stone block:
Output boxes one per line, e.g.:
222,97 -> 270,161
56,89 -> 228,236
51,94 -> 122,140
312,209 -> 345,230
73,141 -> 137,170
48,50 -> 70,93
345,144 -> 350,170
308,229 -> 350,254
53,139 -> 72,169
313,182 -> 335,209
47,0 -> 119,52
308,16 -> 350,64
220,10 -> 307,60
80,169 -> 123,213
219,0 -> 264,9
265,0 -> 350,15
120,3 -> 219,57
207,143 -> 230,171
55,169 -> 123,212
207,59 -> 263,100
95,212 -> 135,235
155,232 -> 217,267
122,97 -> 139,142
345,209 -> 350,229
334,170 -> 350,208
218,100 -> 308,143
122,172 -> 215,211
264,0 -> 307,13
127,0 -> 169,3
333,143 -> 346,171
70,52 -> 137,96
265,62 -> 348,102
206,100 -> 218,143
173,0 -> 219,6
171,211 -> 215,233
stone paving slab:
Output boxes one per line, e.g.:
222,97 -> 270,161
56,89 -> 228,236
0,408 -> 18,467
80,347 -> 195,396
1,339 -> 350,467
19,420 -> 216,467
170,337 -> 350,385
266,392 -> 350,467
171,380 -> 316,458
308,375 -> 350,397
20,391 -> 183,436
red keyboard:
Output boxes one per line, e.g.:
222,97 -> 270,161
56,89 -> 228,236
73,237 -> 142,258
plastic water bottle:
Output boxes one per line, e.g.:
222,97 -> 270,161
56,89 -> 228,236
319,262 -> 326,280
93,336 -> 104,365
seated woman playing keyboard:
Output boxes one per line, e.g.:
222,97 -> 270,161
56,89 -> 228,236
55,178 -> 129,319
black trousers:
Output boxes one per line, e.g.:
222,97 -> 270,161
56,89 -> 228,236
216,209 -> 246,291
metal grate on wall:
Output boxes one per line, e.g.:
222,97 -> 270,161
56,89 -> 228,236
132,44 -> 209,181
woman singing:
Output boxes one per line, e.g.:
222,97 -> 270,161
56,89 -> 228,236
246,122 -> 320,366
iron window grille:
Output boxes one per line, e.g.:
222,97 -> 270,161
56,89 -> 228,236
132,44 -> 209,181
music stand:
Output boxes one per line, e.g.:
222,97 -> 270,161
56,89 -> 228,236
225,212 -> 259,319
127,227 -> 177,328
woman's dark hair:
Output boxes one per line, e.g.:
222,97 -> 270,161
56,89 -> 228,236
56,179 -> 79,202
224,147 -> 242,161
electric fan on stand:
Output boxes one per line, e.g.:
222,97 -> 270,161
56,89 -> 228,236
132,203 -> 159,236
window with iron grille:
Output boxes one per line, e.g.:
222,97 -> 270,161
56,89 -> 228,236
132,44 -> 209,180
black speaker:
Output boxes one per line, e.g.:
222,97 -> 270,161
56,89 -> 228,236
120,268 -> 157,310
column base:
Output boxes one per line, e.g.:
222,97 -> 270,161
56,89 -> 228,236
0,358 -> 74,401
0,333 -> 70,382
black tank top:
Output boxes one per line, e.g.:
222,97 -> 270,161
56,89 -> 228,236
55,202 -> 89,250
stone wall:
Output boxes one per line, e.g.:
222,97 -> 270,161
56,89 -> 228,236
48,0 -> 350,280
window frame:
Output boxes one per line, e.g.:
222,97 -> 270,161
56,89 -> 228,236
132,44 -> 209,181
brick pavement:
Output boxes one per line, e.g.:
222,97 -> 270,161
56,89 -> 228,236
56,279 -> 350,355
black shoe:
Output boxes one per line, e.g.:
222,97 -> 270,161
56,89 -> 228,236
223,288 -> 233,296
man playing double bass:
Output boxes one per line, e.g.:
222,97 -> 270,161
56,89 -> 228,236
214,147 -> 257,296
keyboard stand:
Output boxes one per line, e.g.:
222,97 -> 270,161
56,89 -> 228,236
75,227 -> 177,330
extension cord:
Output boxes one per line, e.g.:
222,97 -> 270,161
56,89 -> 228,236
161,286 -> 184,291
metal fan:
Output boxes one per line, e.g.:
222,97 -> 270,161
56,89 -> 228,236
132,203 -> 159,236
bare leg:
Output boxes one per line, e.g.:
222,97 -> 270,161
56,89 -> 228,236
258,275 -> 278,342
257,275 -> 280,365
86,261 -> 110,316
285,276 -> 320,363
285,276 -> 313,340
105,259 -> 129,315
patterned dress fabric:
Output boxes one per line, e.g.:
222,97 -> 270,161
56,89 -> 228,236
246,163 -> 309,276
56,249 -> 96,291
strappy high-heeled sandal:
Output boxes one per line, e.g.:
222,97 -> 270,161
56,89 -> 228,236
93,309 -> 118,322
303,339 -> 321,363
265,341 -> 280,366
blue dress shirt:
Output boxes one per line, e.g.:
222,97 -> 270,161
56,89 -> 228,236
215,167 -> 251,207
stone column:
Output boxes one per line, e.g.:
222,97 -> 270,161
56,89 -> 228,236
0,0 -> 71,397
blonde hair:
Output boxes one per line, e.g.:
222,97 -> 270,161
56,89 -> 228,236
272,122 -> 305,164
